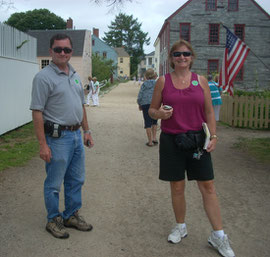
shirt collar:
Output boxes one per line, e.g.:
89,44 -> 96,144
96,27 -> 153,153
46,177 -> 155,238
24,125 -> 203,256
50,61 -> 76,77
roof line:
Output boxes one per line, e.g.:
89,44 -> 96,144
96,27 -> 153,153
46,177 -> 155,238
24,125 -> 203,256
250,0 -> 270,19
157,0 -> 193,40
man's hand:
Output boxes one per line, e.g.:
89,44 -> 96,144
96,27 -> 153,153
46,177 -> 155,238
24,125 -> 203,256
84,133 -> 94,148
39,143 -> 52,162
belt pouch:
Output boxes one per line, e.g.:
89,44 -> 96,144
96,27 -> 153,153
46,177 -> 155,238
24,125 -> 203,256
44,121 -> 61,138
175,130 -> 205,150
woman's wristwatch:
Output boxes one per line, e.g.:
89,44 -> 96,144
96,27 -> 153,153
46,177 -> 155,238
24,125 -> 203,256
210,134 -> 218,140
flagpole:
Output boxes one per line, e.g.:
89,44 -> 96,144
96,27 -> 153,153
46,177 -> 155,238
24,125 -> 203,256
220,23 -> 270,71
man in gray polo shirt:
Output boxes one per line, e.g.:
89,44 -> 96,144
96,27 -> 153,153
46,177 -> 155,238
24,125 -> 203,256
30,33 -> 94,239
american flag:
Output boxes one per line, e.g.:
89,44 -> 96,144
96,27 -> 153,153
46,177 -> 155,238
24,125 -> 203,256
219,26 -> 250,96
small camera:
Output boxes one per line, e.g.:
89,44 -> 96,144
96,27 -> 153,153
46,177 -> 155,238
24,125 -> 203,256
163,105 -> 172,110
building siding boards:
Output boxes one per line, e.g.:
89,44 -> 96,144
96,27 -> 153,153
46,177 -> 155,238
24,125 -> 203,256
159,0 -> 270,90
0,23 -> 39,135
0,22 -> 37,62
92,34 -> 118,78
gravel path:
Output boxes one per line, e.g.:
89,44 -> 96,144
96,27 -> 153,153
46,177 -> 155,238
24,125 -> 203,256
0,81 -> 269,257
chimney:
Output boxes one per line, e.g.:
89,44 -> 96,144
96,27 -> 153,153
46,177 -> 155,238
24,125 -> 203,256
66,18 -> 73,29
93,28 -> 99,38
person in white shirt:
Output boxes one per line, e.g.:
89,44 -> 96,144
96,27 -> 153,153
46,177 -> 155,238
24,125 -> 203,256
92,77 -> 100,106
86,76 -> 94,106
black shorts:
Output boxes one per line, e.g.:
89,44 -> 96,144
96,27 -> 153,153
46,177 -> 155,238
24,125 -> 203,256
141,104 -> 158,128
159,132 -> 214,181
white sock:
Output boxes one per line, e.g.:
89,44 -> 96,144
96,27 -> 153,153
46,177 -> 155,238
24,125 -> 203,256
177,223 -> 186,229
213,230 -> 225,238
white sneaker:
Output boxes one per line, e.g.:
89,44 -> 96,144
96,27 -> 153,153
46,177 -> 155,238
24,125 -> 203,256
168,224 -> 188,243
208,233 -> 235,257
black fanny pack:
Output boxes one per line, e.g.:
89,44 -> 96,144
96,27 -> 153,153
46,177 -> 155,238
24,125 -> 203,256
175,129 -> 205,151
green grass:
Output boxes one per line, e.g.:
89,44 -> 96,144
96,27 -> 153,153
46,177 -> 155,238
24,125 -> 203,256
234,137 -> 270,164
0,122 -> 39,171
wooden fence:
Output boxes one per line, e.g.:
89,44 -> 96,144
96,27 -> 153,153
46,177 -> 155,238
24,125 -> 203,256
220,95 -> 270,129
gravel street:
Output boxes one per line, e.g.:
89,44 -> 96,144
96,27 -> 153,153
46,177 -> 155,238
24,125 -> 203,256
0,81 -> 270,257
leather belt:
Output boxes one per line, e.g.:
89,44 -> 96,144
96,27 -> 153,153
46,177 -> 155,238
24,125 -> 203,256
60,124 -> 81,131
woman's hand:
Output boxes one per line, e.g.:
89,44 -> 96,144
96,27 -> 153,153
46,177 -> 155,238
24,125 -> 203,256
206,138 -> 217,152
159,106 -> 173,120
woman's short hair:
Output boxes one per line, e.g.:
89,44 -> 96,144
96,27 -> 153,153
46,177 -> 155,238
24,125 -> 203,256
144,68 -> 156,80
169,40 -> 196,70
88,76 -> 92,80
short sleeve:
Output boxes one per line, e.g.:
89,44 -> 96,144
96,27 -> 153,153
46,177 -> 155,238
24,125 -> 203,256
30,73 -> 50,112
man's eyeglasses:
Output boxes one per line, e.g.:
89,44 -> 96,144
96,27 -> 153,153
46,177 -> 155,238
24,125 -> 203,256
53,47 -> 73,54
172,51 -> 191,57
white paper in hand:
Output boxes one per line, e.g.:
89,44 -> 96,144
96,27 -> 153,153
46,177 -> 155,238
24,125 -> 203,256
202,122 -> 210,150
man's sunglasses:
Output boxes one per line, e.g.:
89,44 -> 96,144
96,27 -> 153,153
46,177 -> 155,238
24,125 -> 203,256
172,51 -> 192,57
53,47 -> 73,54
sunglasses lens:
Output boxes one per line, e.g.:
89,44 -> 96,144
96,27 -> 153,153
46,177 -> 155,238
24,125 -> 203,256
173,52 -> 191,57
53,47 -> 62,53
53,47 -> 72,54
63,48 -> 72,53
183,52 -> 191,57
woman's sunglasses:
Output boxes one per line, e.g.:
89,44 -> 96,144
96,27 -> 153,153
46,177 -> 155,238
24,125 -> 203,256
53,47 -> 73,54
172,51 -> 191,57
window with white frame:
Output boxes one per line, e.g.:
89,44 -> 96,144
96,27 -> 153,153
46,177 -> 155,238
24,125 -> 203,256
41,59 -> 50,69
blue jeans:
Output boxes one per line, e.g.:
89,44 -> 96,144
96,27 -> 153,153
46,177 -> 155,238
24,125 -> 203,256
44,130 -> 85,221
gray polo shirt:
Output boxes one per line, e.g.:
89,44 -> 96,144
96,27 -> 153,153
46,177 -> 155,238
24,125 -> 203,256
30,62 -> 85,125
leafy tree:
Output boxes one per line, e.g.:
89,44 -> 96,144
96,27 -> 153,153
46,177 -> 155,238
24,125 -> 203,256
102,12 -> 150,75
5,8 -> 66,32
92,54 -> 117,82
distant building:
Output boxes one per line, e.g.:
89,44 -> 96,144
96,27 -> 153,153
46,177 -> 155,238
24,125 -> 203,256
91,28 -> 118,79
137,58 -> 146,79
137,51 -> 157,78
154,38 -> 160,77
145,51 -> 155,70
114,47 -> 130,79
157,0 -> 270,90
27,26 -> 92,85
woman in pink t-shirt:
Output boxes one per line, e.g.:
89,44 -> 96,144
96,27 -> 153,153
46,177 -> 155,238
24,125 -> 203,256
148,40 -> 234,257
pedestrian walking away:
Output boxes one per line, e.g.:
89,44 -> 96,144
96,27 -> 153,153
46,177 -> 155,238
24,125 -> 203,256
137,68 -> 158,147
148,40 -> 235,257
30,33 -> 94,239
208,74 -> 222,121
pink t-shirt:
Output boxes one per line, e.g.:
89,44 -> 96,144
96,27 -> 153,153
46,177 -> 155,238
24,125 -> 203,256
161,72 -> 206,134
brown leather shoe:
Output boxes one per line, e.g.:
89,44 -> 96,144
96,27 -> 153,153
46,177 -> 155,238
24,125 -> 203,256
64,211 -> 93,231
46,216 -> 69,239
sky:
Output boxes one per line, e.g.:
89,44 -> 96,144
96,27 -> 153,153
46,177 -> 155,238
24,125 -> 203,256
0,0 -> 269,53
